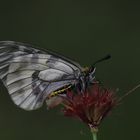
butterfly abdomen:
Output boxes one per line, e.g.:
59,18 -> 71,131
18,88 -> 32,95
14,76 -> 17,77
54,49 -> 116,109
48,85 -> 72,98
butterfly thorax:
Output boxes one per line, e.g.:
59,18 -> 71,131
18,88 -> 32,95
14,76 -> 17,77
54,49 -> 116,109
74,67 -> 89,92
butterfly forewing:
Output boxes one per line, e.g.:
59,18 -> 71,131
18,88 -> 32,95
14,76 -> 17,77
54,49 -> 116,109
0,41 -> 82,110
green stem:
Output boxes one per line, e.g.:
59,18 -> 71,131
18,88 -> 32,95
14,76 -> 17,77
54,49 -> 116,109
91,128 -> 98,140
92,131 -> 97,140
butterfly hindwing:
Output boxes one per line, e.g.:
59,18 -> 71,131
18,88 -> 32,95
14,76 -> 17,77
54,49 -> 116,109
0,41 -> 82,110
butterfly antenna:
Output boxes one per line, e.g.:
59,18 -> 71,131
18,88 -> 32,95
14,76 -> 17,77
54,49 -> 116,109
92,54 -> 111,67
89,54 -> 111,71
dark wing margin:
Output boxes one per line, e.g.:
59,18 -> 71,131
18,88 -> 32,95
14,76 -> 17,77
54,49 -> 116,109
0,41 -> 82,110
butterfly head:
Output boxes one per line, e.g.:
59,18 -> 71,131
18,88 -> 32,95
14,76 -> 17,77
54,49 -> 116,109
76,67 -> 96,93
78,55 -> 111,92
83,66 -> 96,83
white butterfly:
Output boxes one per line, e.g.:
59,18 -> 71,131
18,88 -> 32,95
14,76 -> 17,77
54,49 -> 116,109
0,41 -> 110,111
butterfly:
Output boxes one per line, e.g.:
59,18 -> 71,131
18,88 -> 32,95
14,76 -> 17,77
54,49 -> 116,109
0,41 -> 110,110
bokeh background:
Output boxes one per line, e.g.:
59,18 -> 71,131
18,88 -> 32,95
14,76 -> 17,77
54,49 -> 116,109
0,0 -> 140,140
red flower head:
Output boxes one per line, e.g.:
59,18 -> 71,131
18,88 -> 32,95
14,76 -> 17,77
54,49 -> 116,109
62,83 -> 118,130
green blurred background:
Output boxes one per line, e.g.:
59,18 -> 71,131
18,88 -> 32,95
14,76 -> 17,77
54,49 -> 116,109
0,0 -> 140,140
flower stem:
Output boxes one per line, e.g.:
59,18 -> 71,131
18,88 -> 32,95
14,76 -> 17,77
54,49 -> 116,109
91,127 -> 98,140
92,131 -> 97,140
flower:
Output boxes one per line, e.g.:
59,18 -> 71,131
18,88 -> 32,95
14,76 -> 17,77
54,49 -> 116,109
62,83 -> 118,130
